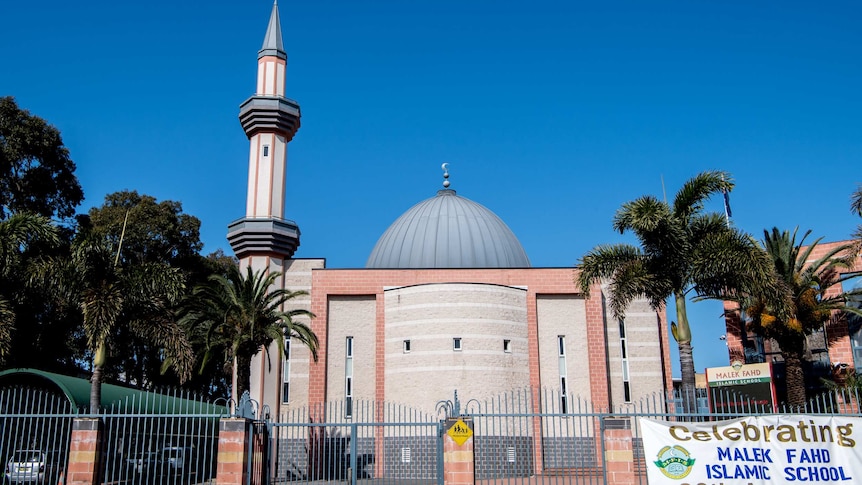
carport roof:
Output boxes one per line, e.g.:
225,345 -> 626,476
0,368 -> 227,414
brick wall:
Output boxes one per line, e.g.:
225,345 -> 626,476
307,268 -> 669,412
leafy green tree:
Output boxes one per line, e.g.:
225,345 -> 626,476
0,99 -> 82,372
31,229 -> 193,411
180,265 -> 318,400
577,171 -> 770,408
0,97 -> 83,221
729,228 -> 862,407
0,213 -> 58,361
87,190 -> 203,267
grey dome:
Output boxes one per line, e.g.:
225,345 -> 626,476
366,189 -> 530,268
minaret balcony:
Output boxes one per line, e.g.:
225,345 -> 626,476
239,96 -> 301,140
227,216 -> 300,259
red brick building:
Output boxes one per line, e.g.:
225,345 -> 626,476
722,239 -> 862,393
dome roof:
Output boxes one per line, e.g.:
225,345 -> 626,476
366,189 -> 530,269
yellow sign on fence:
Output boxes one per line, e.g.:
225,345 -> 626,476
446,418 -> 473,446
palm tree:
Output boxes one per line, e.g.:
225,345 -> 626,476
0,213 -> 58,361
577,171 -> 770,408
729,228 -> 862,407
180,265 -> 318,401
852,185 -> 862,241
31,229 -> 192,411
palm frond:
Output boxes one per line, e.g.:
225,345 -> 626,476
0,213 -> 59,274
577,244 -> 643,298
0,297 -> 14,361
285,319 -> 319,362
612,196 -> 669,234
606,261 -> 669,317
851,185 -> 862,217
690,226 -> 772,298
122,262 -> 185,305
689,212 -> 730,239
672,170 -> 732,221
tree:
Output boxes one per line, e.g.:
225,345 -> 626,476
84,191 -> 223,390
729,228 -> 862,407
30,229 -> 193,411
180,265 -> 318,400
0,97 -> 83,221
577,170 -> 771,408
0,213 -> 58,361
87,190 -> 203,268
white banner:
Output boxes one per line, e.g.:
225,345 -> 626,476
639,415 -> 862,484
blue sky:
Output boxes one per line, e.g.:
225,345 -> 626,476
2,0 -> 860,376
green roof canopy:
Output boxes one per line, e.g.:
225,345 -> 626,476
0,368 -> 227,415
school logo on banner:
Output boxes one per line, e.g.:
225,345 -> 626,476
653,445 -> 695,479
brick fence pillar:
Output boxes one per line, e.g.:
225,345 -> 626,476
217,418 -> 251,485
67,418 -> 102,485
443,418 -> 475,485
603,418 -> 635,485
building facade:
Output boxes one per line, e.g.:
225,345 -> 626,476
234,3 -> 674,418
723,239 -> 862,390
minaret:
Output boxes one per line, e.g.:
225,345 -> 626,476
227,2 -> 300,409
228,1 -> 301,267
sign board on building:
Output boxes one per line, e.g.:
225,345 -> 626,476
706,361 -> 776,411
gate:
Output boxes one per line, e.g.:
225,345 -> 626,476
268,400 -> 442,485
463,388 -> 604,485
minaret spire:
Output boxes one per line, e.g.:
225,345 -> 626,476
260,1 -> 285,60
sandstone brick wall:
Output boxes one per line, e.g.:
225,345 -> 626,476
384,283 -> 530,411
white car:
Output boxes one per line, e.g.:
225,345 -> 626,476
4,450 -> 62,484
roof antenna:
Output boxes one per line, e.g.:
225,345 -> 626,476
442,163 -> 451,188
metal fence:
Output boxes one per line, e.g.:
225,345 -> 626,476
264,387 -> 862,485
3,382 -> 862,485
99,388 -> 228,485
269,399 -> 442,485
0,386 -> 76,485
0,384 -> 228,485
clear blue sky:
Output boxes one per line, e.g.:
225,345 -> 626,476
2,0 -> 860,377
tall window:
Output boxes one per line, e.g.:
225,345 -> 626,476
558,335 -> 568,413
262,145 -> 269,157
281,338 -> 291,404
619,319 -> 631,402
345,336 -> 354,418
453,338 -> 462,351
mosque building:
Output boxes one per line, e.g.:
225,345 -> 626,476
229,2 -> 673,417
